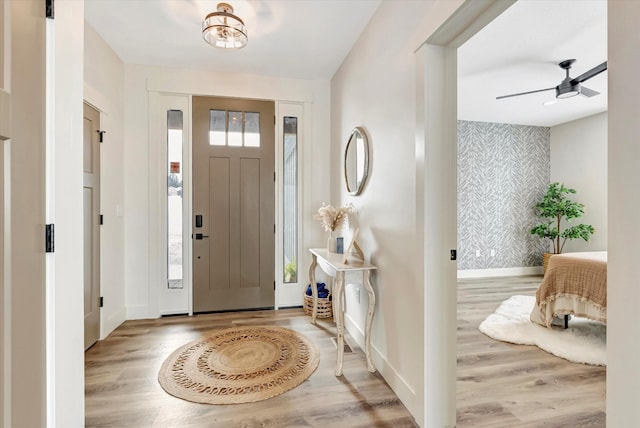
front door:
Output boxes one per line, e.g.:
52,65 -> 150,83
192,96 -> 275,312
83,103 -> 101,349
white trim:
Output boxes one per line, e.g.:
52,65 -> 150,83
418,2 -> 518,426
145,70 -> 314,104
44,16 -> 56,428
457,266 -> 543,279
152,94 -> 191,317
275,102 -> 305,309
126,304 -> 150,320
186,95 -> 194,316
2,136 -> 11,428
100,307 -> 127,340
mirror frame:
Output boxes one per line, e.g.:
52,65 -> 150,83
344,126 -> 370,196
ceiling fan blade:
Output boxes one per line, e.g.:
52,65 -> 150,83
496,87 -> 555,100
580,86 -> 600,97
570,61 -> 607,85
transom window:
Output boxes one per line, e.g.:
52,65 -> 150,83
209,109 -> 260,147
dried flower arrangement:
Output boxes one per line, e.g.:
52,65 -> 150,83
313,203 -> 354,232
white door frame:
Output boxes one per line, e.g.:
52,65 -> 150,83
416,1 -> 516,425
275,102 -> 305,309
150,93 -> 192,316
149,90 -> 307,316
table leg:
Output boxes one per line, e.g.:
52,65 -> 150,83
363,270 -> 376,372
334,271 -> 345,376
308,254 -> 318,323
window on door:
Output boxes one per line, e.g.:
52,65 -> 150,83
283,117 -> 298,283
209,109 -> 261,147
167,109 -> 183,289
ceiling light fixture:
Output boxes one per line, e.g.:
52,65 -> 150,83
202,3 -> 248,50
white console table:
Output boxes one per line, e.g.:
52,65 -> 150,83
307,248 -> 377,376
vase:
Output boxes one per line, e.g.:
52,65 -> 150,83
327,231 -> 336,253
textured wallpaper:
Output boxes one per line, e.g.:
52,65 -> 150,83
458,121 -> 550,270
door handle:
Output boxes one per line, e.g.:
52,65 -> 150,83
194,233 -> 210,240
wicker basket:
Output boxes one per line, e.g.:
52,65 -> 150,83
303,293 -> 333,319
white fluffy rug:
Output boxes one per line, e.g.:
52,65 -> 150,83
479,295 -> 606,366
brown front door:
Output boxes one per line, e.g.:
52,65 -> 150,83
83,102 -> 101,349
192,96 -> 275,312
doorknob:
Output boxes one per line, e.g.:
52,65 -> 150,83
194,233 -> 209,240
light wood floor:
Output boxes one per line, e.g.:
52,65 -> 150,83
85,309 -> 416,427
457,275 -> 606,427
86,276 -> 606,427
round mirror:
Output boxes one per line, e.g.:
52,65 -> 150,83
344,127 -> 369,196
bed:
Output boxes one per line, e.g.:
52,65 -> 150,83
530,251 -> 607,328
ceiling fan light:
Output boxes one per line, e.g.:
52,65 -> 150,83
556,83 -> 580,99
202,3 -> 248,50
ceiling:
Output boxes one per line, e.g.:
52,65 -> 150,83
84,0 -> 381,81
458,0 -> 607,127
86,0 -> 606,128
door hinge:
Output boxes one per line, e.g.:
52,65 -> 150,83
274,280 -> 276,291
274,171 -> 276,182
274,116 -> 276,125
274,224 -> 276,233
97,130 -> 106,143
46,0 -> 54,19
45,224 -> 55,253
99,296 -> 104,308
450,249 -> 457,261
100,214 -> 104,225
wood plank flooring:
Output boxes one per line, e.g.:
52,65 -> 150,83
85,309 -> 416,427
457,275 -> 606,427
86,275 -> 606,427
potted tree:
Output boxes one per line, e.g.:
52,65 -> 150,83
530,182 -> 595,273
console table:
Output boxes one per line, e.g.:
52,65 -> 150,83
307,248 -> 377,376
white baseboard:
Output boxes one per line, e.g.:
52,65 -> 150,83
457,266 -> 542,278
344,313 -> 418,422
125,304 -> 152,320
101,307 -> 126,340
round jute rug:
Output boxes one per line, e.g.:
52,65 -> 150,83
158,325 -> 320,405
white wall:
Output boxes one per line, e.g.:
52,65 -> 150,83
607,1 -> 640,425
84,23 -> 126,338
330,1 -> 463,424
123,64 -> 331,318
550,112 -> 607,252
50,2 -> 85,426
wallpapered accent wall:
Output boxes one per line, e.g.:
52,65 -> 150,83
458,121 -> 550,270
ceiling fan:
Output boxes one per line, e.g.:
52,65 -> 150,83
496,59 -> 608,100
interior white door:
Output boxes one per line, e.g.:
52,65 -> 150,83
83,103 -> 101,350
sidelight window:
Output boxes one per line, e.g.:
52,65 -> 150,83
167,110 -> 183,289
283,117 -> 298,283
